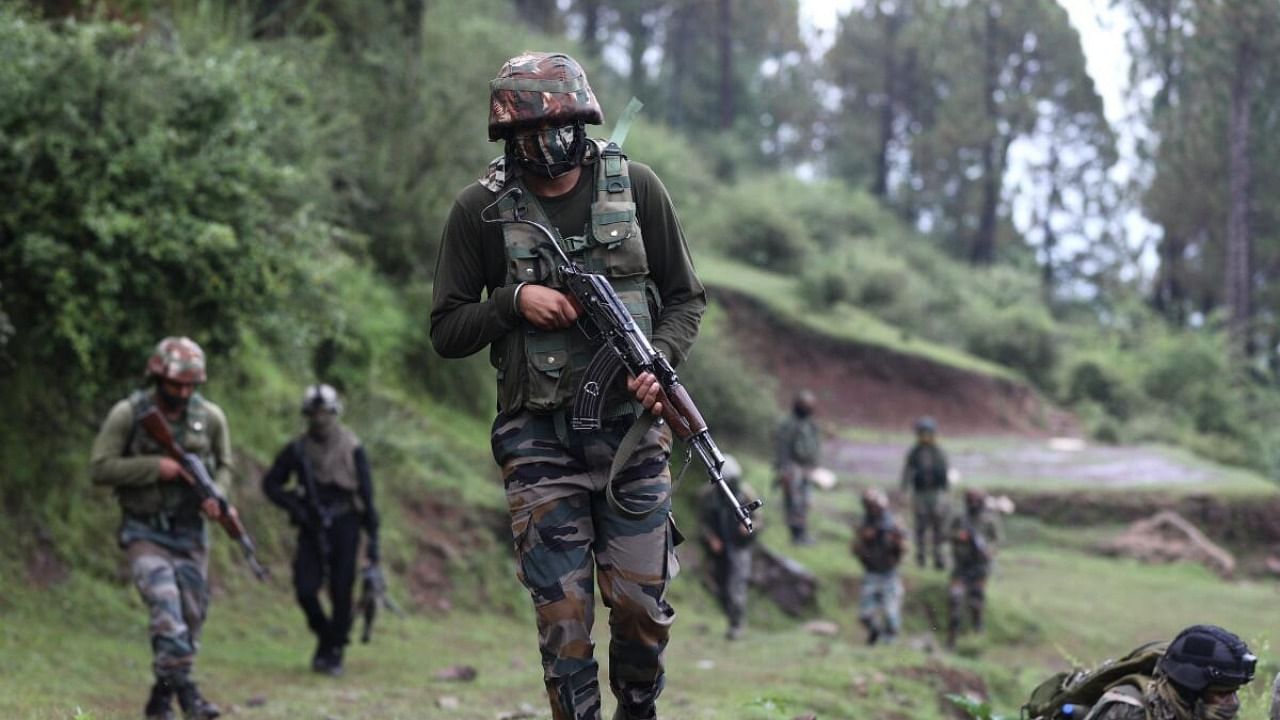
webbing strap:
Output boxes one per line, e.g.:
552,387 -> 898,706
609,97 -> 644,149
490,77 -> 588,93
604,413 -> 688,520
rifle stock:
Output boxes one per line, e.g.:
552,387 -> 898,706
138,408 -> 269,580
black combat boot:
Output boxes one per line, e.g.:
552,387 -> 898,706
175,681 -> 221,720
860,617 -> 880,646
311,640 -> 332,673
144,679 -> 175,720
324,645 -> 345,677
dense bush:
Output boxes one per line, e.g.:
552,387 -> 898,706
964,306 -> 1059,389
0,11 -> 336,402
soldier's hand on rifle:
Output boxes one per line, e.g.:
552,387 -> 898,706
517,285 -> 580,330
201,497 -> 223,521
627,372 -> 666,416
158,456 -> 186,482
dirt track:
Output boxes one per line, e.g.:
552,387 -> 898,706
826,438 -> 1223,489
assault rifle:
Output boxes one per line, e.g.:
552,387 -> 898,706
358,564 -> 405,643
482,186 -> 763,531
138,408 -> 269,580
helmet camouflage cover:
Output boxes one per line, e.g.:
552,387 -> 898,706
146,336 -> 207,384
488,52 -> 604,141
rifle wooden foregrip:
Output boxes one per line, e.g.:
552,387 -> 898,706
660,383 -> 706,440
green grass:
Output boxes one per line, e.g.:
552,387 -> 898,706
696,256 -> 1020,383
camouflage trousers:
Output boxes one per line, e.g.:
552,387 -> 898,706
127,540 -> 210,683
857,571 -> 903,642
778,465 -> 812,537
948,564 -> 989,635
710,545 -> 752,631
493,410 -> 680,720
912,491 -> 947,567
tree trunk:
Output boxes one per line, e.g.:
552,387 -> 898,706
623,8 -> 652,101
873,3 -> 902,198
970,4 -> 1000,264
718,0 -> 734,130
580,0 -> 601,59
1225,38 -> 1254,358
666,1 -> 694,128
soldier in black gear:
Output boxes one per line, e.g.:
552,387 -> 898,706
262,384 -> 380,676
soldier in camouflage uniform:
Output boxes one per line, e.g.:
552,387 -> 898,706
1086,625 -> 1254,720
698,455 -> 760,641
774,390 -> 821,545
261,384 -> 381,677
851,488 -> 906,646
430,52 -> 706,720
901,416 -> 949,568
946,488 -> 1000,648
90,337 -> 231,720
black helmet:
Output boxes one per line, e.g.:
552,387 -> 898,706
1159,625 -> 1256,693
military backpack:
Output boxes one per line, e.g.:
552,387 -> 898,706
1022,641 -> 1167,719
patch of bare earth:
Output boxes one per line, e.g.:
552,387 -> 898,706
714,289 -> 1075,436
402,495 -> 507,613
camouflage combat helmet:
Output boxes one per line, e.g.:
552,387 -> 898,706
146,337 -> 206,384
914,416 -> 937,434
301,384 -> 343,415
488,52 -> 604,141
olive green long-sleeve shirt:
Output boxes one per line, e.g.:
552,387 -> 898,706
430,160 -> 707,369
90,397 -> 234,496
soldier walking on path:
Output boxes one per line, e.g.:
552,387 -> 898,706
774,390 -> 821,545
430,52 -> 707,720
90,337 -> 230,720
698,455 -> 760,641
261,384 -> 380,677
851,488 -> 906,645
901,416 -> 949,568
947,488 -> 1001,647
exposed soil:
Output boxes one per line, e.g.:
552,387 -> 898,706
401,494 -> 508,613
714,289 -> 1076,436
899,662 -> 989,718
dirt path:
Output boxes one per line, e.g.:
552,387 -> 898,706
824,436 -> 1241,490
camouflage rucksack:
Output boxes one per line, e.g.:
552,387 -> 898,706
1022,641 -> 1167,719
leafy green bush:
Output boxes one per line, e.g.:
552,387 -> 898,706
798,267 -> 854,310
964,306 -> 1059,389
679,308 -> 778,449
0,10 -> 335,401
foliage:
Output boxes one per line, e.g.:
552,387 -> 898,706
0,9 -> 337,402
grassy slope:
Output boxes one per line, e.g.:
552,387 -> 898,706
5,452 -> 1277,720
695,256 -> 1019,383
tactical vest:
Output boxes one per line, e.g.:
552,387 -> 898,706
856,516 -> 904,573
489,141 -> 655,414
116,390 -> 216,519
908,443 -> 947,492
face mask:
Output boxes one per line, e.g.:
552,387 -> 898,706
1194,692 -> 1240,720
157,384 -> 191,413
794,403 -> 812,419
307,411 -> 338,439
510,124 -> 585,178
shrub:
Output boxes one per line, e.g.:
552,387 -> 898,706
965,306 -> 1059,389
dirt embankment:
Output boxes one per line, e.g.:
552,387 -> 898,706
1012,490 -> 1280,548
713,289 -> 1074,436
